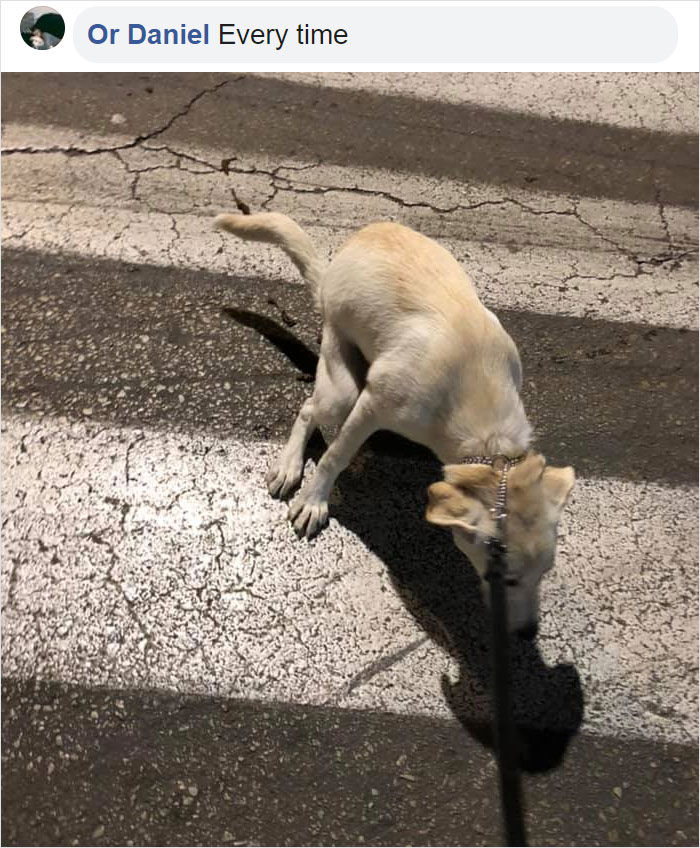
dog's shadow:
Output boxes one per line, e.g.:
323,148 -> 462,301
332,453 -> 584,773
224,307 -> 584,773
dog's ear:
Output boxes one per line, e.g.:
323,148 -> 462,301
426,481 -> 492,543
542,466 -> 576,511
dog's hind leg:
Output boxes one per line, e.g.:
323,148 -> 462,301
266,326 -> 366,499
288,387 -> 378,538
313,327 -> 366,444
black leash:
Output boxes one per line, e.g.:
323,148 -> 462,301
461,453 -> 529,845
486,536 -> 528,847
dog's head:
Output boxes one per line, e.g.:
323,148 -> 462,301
426,453 -> 574,637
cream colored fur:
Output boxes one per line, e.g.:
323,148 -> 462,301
215,212 -> 574,634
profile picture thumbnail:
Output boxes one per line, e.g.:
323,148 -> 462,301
21,6 -> 65,50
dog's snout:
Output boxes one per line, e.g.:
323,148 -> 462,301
517,622 -> 539,641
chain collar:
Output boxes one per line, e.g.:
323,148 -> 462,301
461,454 -> 525,524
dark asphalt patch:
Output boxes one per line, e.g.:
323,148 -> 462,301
221,306 -> 319,377
2,677 -> 697,847
2,249 -> 697,485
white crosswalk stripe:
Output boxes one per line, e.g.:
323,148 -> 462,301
2,412 -> 697,744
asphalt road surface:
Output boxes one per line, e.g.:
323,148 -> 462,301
2,72 -> 698,847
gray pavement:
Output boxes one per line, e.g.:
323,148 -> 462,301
1,72 -> 698,847
2,677 -> 698,848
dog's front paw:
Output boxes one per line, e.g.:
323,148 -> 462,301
288,491 -> 329,539
266,456 -> 303,499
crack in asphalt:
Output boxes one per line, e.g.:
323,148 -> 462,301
258,174 -> 695,280
221,157 -> 252,215
655,185 -> 673,248
3,131 -> 696,280
166,214 -> 182,263
159,149 -> 698,271
559,250 -> 695,289
1,78 -> 236,159
124,433 -> 145,486
5,557 -> 22,607
83,531 -> 155,663
327,636 -> 430,703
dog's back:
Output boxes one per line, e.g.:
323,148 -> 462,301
322,222 -> 505,366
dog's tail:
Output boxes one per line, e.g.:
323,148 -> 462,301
215,212 -> 324,306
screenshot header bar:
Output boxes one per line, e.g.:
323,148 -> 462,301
2,2 -> 698,71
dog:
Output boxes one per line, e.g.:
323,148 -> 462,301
215,212 -> 575,636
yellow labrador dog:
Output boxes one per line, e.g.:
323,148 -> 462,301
216,212 -> 575,635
